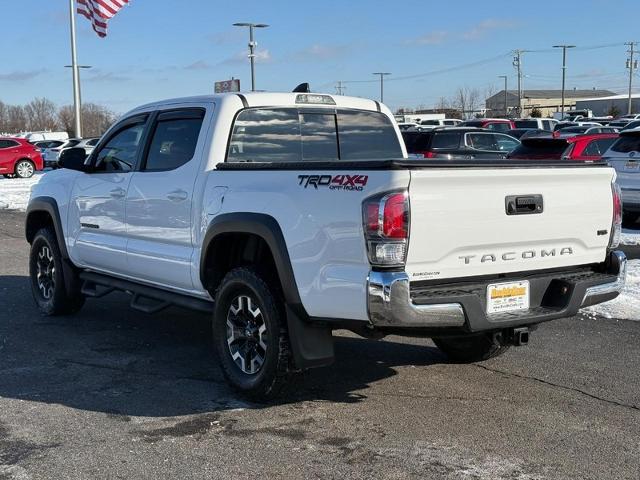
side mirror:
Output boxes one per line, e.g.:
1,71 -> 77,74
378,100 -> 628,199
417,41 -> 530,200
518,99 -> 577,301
58,147 -> 89,172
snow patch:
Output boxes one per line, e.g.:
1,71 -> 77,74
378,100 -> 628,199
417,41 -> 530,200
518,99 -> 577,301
0,173 -> 43,211
584,259 -> 640,321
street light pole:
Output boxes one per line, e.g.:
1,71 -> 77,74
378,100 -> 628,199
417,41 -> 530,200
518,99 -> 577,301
233,22 -> 269,92
498,75 -> 508,118
372,72 -> 391,103
553,45 -> 576,118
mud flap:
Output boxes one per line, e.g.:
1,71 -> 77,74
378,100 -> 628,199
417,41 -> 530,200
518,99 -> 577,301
285,304 -> 335,370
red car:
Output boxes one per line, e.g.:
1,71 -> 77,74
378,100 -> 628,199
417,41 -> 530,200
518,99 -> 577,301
459,118 -> 515,132
507,133 -> 618,161
0,137 -> 44,178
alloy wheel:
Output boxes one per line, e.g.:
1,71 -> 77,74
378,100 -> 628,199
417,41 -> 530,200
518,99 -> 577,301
16,161 -> 34,178
36,245 -> 55,300
226,295 -> 268,375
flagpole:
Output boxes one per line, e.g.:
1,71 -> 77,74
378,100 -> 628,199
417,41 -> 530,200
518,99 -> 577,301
69,0 -> 82,138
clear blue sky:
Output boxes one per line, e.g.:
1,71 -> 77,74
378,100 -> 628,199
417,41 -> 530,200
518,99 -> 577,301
3,0 -> 640,113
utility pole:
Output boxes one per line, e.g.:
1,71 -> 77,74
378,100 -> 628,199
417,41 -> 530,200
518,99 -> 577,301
498,75 -> 508,117
513,50 -> 523,117
335,80 -> 346,95
626,42 -> 638,115
68,0 -> 82,138
233,22 -> 269,92
372,72 -> 391,103
553,45 -> 576,118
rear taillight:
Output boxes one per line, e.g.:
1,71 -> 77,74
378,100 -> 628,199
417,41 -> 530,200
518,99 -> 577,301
420,151 -> 436,158
609,182 -> 622,249
362,191 -> 409,266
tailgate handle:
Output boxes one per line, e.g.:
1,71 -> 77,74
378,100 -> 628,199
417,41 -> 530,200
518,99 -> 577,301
505,195 -> 543,215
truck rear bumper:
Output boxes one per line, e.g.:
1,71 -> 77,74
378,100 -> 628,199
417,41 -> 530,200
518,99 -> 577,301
367,251 -> 626,332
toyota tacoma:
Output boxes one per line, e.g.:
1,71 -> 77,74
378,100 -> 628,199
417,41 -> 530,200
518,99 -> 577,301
25,91 -> 626,398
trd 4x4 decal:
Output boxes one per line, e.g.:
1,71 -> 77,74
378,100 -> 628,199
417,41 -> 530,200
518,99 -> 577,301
298,174 -> 368,191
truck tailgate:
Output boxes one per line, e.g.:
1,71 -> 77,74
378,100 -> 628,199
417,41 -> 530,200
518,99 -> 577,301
406,166 -> 615,281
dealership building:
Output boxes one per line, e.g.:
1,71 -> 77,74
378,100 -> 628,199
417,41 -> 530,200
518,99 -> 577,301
574,93 -> 640,116
486,89 -> 616,117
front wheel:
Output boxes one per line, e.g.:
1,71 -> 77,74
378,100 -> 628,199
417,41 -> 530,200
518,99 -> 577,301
15,160 -> 35,178
433,333 -> 510,363
29,228 -> 84,315
213,267 -> 294,400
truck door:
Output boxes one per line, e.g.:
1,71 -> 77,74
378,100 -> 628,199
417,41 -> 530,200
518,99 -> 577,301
68,114 -> 148,274
124,108 -> 206,291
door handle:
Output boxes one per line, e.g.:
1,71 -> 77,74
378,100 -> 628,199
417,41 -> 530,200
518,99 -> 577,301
166,189 -> 188,202
109,187 -> 126,199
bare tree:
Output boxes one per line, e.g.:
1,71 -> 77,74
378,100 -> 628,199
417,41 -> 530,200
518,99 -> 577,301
6,105 -> 27,133
0,101 -> 8,133
82,103 -> 117,137
24,98 -> 59,131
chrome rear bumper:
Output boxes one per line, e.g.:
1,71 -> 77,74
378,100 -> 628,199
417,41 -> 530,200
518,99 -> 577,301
367,251 -> 627,330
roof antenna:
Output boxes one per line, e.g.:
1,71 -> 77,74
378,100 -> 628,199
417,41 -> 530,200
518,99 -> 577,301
293,83 -> 310,93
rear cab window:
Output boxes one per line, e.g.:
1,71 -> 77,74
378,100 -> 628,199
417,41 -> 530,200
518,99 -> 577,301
226,107 -> 403,162
514,120 -> 539,129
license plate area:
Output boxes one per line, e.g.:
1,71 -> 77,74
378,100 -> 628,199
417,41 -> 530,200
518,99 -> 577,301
625,160 -> 639,170
486,280 -> 530,315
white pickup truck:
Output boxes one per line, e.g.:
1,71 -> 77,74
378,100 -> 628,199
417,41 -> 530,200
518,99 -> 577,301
25,92 -> 626,399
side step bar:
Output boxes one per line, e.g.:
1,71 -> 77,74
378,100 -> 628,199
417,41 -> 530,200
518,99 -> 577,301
79,271 -> 214,314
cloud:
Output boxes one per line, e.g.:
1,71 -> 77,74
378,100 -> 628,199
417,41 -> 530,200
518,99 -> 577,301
405,31 -> 448,46
0,70 -> 45,82
85,71 -> 131,83
462,19 -> 517,40
220,49 -> 272,65
289,44 -> 350,62
185,60 -> 213,70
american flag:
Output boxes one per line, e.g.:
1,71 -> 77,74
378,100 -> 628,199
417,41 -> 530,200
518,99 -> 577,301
77,0 -> 129,38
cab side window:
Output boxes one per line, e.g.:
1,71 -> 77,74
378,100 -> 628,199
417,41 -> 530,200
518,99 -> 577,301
92,120 -> 146,172
143,110 -> 205,171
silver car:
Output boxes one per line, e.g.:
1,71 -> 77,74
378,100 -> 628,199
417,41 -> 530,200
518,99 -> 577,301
603,129 -> 640,223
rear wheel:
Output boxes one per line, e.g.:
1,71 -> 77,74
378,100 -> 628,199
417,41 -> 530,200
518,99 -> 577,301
29,228 -> 84,315
213,267 -> 293,400
15,160 -> 35,178
433,333 -> 510,363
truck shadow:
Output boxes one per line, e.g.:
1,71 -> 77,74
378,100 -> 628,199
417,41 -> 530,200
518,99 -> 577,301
0,275 -> 447,418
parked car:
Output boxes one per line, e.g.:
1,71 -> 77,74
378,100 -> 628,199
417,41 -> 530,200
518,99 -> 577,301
397,122 -> 417,131
459,118 -> 515,132
602,129 -> 640,223
33,140 -> 65,150
508,133 -> 618,162
513,118 -> 558,131
506,128 -> 547,140
609,120 -> 631,129
402,127 -> 520,159
620,120 -> 640,131
0,137 -> 44,178
618,114 -> 640,121
24,91 -> 625,399
42,137 -> 100,168
15,131 -> 69,143
419,118 -> 463,128
556,126 -> 618,137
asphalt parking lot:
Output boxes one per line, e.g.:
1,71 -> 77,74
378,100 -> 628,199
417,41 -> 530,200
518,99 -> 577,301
1,210 -> 639,480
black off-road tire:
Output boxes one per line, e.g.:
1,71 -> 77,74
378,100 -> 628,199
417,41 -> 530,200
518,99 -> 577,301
433,333 -> 510,363
213,267 -> 294,401
29,228 -> 85,316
